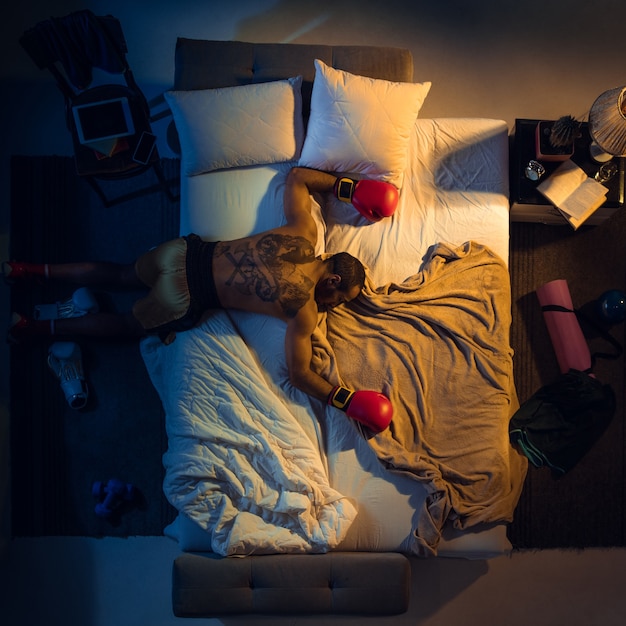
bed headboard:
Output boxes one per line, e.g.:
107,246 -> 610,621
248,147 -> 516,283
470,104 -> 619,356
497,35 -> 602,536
173,38 -> 414,121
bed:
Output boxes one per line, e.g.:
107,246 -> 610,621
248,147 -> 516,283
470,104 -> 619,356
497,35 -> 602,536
140,39 -> 528,615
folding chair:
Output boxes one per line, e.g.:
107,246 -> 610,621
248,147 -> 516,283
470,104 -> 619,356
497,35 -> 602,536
19,9 -> 177,207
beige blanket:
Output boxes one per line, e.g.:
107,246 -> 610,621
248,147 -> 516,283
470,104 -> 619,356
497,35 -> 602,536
317,241 -> 527,553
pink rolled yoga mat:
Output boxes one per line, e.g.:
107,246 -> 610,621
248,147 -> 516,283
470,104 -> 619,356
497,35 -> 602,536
536,279 -> 592,375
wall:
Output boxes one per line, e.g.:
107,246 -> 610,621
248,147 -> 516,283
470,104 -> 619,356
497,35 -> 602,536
1,1 -> 626,624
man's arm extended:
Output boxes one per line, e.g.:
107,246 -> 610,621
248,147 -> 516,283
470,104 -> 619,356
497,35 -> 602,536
284,305 -> 333,401
284,303 -> 394,434
283,167 -> 336,233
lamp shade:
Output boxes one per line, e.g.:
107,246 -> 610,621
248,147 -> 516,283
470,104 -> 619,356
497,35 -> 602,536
589,86 -> 626,157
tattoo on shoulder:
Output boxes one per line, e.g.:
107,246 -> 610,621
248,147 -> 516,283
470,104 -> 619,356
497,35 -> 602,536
215,235 -> 315,316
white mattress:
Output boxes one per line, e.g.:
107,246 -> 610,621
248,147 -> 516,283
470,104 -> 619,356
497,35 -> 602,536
153,117 -> 514,558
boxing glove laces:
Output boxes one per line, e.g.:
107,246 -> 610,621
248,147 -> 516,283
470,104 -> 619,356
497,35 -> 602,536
333,177 -> 399,222
327,385 -> 393,433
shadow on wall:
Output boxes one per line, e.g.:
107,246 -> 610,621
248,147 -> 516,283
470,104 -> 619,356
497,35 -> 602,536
235,0 -> 624,56
233,0 -> 626,126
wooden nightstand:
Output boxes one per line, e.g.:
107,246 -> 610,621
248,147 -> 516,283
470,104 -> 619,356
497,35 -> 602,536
509,118 -> 625,225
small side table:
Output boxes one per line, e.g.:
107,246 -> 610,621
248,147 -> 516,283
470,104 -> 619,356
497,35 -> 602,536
510,118 -> 625,225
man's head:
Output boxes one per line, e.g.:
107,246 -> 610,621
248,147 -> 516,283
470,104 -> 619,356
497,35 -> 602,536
315,252 -> 365,312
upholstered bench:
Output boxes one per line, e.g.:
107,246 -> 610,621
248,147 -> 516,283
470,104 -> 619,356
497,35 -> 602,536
172,552 -> 411,617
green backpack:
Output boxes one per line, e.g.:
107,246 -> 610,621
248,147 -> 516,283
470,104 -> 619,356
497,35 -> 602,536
509,369 -> 616,476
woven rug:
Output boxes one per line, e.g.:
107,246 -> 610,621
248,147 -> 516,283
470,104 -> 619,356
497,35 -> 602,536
9,156 -> 180,537
508,211 -> 625,549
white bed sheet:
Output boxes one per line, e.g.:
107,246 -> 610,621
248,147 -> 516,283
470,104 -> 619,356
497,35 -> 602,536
147,118 -> 514,558
323,118 -> 510,284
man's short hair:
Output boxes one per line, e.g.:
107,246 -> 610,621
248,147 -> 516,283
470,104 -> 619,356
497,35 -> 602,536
330,252 -> 366,292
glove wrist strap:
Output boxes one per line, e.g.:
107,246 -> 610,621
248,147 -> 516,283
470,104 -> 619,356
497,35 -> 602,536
334,177 -> 356,203
327,385 -> 355,411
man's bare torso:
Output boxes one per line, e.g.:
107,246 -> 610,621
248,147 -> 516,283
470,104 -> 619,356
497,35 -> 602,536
212,227 -> 321,320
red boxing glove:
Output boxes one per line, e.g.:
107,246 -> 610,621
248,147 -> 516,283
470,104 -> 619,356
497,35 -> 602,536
327,386 -> 393,433
333,177 -> 398,222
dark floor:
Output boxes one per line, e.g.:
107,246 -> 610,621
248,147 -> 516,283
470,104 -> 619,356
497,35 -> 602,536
508,212 -> 626,549
9,156 -> 180,537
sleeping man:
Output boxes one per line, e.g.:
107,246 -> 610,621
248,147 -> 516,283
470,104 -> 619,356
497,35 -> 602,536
5,167 -> 397,431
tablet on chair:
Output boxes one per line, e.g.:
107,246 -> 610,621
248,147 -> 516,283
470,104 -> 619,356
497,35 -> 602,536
72,97 -> 135,146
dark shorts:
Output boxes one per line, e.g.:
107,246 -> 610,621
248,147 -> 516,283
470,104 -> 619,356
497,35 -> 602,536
133,234 -> 221,338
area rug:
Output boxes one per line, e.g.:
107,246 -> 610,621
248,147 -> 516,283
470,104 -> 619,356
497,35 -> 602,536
9,155 -> 180,537
507,211 -> 625,549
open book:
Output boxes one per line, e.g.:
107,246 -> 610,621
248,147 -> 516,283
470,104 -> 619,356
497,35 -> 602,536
537,160 -> 608,229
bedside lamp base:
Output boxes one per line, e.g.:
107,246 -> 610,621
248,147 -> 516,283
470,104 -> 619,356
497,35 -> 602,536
589,141 -> 614,163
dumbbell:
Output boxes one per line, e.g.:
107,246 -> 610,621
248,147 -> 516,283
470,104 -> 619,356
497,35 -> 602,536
92,479 -> 136,519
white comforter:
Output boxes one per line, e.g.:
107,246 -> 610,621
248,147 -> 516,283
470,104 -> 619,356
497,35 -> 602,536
141,311 -> 357,556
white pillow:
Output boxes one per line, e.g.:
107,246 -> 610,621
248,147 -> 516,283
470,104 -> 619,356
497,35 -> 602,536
299,60 -> 431,188
165,76 -> 304,176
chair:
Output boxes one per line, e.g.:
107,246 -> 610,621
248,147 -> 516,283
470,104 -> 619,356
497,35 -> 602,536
19,9 -> 177,207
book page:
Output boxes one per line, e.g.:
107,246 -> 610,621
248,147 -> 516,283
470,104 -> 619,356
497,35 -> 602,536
537,160 -> 587,207
537,159 -> 608,221
559,178 -> 607,219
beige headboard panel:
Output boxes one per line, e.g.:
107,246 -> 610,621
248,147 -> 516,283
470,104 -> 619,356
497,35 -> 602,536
173,38 -> 414,120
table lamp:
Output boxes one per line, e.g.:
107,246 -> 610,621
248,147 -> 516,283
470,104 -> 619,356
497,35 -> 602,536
588,85 -> 626,162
